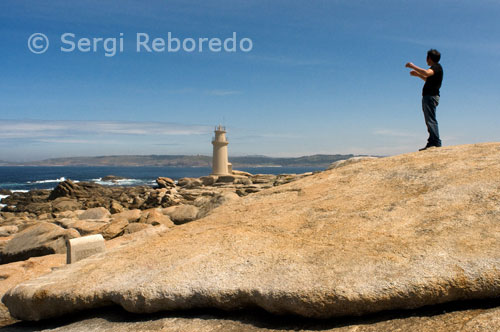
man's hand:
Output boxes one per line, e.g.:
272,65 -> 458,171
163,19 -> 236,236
405,62 -> 415,69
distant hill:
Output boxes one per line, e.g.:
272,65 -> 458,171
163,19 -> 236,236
9,154 -> 374,168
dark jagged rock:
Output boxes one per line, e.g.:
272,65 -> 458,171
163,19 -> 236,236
48,181 -> 158,211
101,175 -> 126,182
1,190 -> 51,214
49,180 -> 107,201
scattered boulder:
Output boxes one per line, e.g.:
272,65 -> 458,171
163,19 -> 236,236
156,177 -> 175,189
112,209 -> 142,223
60,219 -> 106,236
51,198 -> 81,212
36,213 -> 53,221
124,223 -> 151,234
164,204 -> 199,224
54,210 -> 78,220
216,175 -> 236,183
0,212 -> 17,220
0,223 -> 79,264
100,219 -> 129,240
22,203 -> 52,215
78,207 -> 110,220
130,196 -> 145,209
109,200 -> 124,214
177,178 -> 202,189
199,175 -> 218,186
234,177 -> 252,185
140,208 -> 174,227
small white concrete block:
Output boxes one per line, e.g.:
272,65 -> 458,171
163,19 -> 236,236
66,234 -> 105,264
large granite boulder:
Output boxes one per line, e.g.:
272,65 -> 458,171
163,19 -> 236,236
2,143 -> 500,321
0,223 -> 79,264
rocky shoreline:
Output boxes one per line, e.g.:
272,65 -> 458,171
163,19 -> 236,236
0,170 -> 314,264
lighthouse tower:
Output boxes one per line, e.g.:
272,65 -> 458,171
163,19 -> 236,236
211,125 -> 232,175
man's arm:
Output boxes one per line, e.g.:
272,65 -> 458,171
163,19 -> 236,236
410,70 -> 427,81
405,62 -> 434,77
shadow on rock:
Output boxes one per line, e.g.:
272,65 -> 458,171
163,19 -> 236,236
2,298 -> 499,332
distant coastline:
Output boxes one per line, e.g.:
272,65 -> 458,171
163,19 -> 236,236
3,154 -> 377,168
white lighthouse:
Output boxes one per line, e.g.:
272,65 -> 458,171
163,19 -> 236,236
211,125 -> 232,175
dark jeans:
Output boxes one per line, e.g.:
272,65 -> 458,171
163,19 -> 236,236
422,95 -> 441,147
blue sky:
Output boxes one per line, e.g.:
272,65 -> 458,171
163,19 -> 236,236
1,0 -> 499,162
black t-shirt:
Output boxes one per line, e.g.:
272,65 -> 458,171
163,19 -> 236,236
422,63 -> 443,96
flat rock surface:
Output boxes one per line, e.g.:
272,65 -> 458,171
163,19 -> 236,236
3,143 -> 500,321
0,254 -> 66,327
0,227 -> 165,327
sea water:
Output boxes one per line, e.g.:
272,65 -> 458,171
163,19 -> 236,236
0,166 -> 324,192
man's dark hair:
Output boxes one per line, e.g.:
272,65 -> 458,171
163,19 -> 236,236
427,49 -> 441,63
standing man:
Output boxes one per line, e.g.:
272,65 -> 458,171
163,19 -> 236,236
406,49 -> 444,151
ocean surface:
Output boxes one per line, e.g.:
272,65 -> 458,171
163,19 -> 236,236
0,166 -> 325,193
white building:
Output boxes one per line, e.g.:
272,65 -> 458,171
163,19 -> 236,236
211,125 -> 232,175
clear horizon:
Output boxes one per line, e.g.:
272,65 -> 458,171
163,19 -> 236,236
1,151 -> 366,165
1,1 -> 499,162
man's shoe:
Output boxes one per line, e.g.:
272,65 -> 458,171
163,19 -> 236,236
419,144 -> 441,151
419,144 -> 431,151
